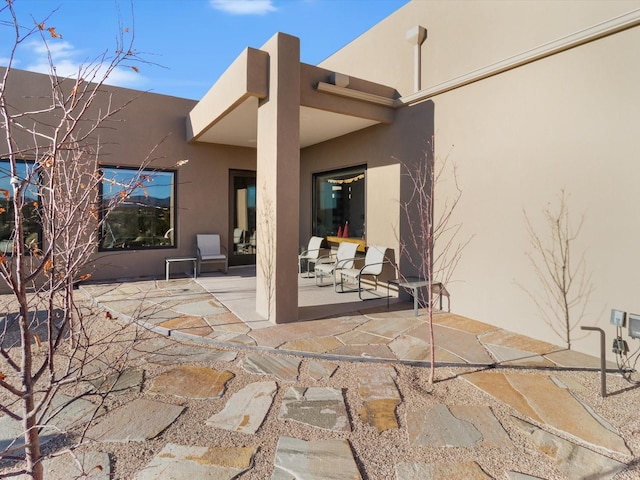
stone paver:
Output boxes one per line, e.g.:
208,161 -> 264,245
273,436 -> 362,480
281,335 -> 343,353
159,315 -> 213,336
149,366 -> 233,399
15,452 -> 111,480
506,473 -> 545,480
307,360 -> 338,380
336,329 -> 391,345
356,317 -> 423,339
205,312 -> 251,333
241,353 -> 301,381
404,323 -> 493,364
463,371 -> 630,455
206,381 -> 277,434
433,314 -> 497,334
86,398 -> 184,443
248,317 -> 363,349
396,461 -> 492,480
544,348 -> 618,369
144,343 -> 237,365
67,278 -> 635,480
1,393 -> 99,453
279,387 -> 350,432
132,443 -> 256,480
511,416 -> 627,480
87,368 -> 144,395
407,404 -> 510,448
357,364 -> 400,432
483,344 -> 554,367
173,299 -> 226,316
330,343 -> 396,359
479,329 -> 558,355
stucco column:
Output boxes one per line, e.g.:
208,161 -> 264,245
256,33 -> 300,323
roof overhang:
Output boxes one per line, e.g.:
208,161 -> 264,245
187,47 -> 398,149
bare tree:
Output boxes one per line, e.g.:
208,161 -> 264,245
257,186 -> 275,321
0,2 -> 174,478
399,144 -> 470,383
522,190 -> 593,350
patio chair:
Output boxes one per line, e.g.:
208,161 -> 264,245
339,245 -> 389,299
196,234 -> 228,275
233,228 -> 248,254
314,241 -> 359,288
298,236 -> 325,277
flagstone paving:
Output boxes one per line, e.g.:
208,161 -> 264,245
511,416 -> 628,480
148,366 -> 234,399
86,368 -> 144,395
279,386 -> 350,431
86,398 -> 184,443
132,443 -> 257,480
395,461 -> 492,480
15,451 -> 111,480
307,360 -> 338,380
407,404 -> 511,448
463,371 -> 630,455
28,278 -> 633,479
206,381 -> 277,434
357,364 -> 401,432
241,353 -> 301,381
141,342 -> 237,365
0,394 -> 97,453
273,437 -> 362,480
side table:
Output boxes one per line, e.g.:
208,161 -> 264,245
165,257 -> 198,281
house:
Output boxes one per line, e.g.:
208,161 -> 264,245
2,0 -> 639,359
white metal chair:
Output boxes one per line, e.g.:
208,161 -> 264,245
339,245 -> 388,299
196,234 -> 228,275
233,228 -> 245,253
314,241 -> 359,288
298,236 -> 325,277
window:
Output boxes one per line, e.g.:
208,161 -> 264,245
100,166 -> 175,250
0,160 -> 41,254
313,165 -> 365,239
230,170 -> 256,260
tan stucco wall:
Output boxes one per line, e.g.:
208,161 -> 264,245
319,0 -> 640,360
0,68 -> 256,284
300,99 -> 435,278
91,89 -> 256,281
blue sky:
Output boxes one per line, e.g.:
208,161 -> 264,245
1,0 -> 409,100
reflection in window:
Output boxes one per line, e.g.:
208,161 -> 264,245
0,160 -> 41,254
313,165 -> 365,239
100,167 -> 175,250
232,172 -> 256,256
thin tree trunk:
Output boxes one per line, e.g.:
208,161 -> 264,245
19,303 -> 43,480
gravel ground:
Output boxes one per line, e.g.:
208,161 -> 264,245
2,312 -> 640,479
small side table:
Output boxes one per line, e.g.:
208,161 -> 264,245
165,257 -> 197,281
387,277 -> 450,316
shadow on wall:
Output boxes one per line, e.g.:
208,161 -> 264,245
397,99 -> 435,279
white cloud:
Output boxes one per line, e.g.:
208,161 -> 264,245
17,39 -> 147,90
210,0 -> 277,15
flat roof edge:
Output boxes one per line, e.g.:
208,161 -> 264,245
187,47 -> 268,142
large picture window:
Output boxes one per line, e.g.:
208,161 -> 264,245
313,165 -> 366,239
0,160 -> 41,254
100,166 -> 175,250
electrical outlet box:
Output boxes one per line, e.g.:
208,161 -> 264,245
610,309 -> 626,327
628,313 -> 640,339
612,337 -> 629,354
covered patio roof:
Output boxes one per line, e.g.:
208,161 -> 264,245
186,46 -> 399,148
